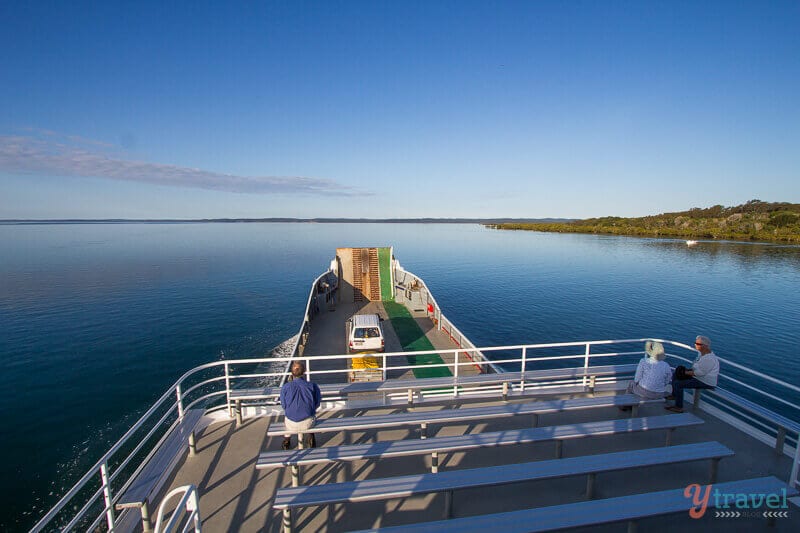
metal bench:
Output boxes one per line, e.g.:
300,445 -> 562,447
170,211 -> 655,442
232,364 -> 638,423
352,476 -> 797,532
267,393 -> 660,440
115,409 -> 204,533
705,387 -> 800,453
257,413 -> 704,487
274,441 -> 733,533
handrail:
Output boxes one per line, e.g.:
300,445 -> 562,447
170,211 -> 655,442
31,336 -> 800,531
154,485 -> 201,533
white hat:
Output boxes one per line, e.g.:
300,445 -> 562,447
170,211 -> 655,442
645,340 -> 665,360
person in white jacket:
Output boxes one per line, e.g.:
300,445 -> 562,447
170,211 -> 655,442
666,335 -> 720,413
621,341 -> 672,411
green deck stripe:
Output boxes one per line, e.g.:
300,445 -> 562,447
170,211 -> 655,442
383,301 -> 451,378
378,247 -> 393,301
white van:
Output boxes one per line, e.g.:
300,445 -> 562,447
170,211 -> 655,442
347,313 -> 385,353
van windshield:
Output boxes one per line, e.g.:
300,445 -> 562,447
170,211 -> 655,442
354,327 -> 380,339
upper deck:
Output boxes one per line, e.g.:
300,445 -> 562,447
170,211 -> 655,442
165,377 -> 800,532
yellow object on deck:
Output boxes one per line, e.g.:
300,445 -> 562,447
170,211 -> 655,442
351,356 -> 380,369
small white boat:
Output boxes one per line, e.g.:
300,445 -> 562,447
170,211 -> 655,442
686,240 -> 698,246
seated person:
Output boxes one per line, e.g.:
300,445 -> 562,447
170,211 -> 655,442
621,340 -> 672,410
666,335 -> 719,413
279,361 -> 322,449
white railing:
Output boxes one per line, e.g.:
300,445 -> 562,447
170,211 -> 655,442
154,485 -> 201,533
32,336 -> 800,532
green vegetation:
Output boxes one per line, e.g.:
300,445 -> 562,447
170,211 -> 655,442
383,301 -> 452,378
489,200 -> 800,243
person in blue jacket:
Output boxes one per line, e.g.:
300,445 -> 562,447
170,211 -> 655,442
279,361 -> 322,449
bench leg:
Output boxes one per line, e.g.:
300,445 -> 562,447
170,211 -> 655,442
631,405 -> 639,418
408,389 -> 413,406
709,458 -> 720,484
692,389 -> 702,410
502,382 -> 508,401
189,431 -> 197,457
431,452 -> 439,474
290,433 -> 304,486
776,426 -> 787,454
421,423 -> 427,440
235,400 -> 243,425
444,490 -> 454,519
555,441 -> 563,459
282,508 -> 293,533
586,473 -> 596,499
589,375 -> 596,395
532,413 -> 539,428
665,428 -> 674,447
141,502 -> 152,533
627,520 -> 638,533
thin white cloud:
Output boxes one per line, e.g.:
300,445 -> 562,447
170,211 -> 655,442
0,133 -> 363,196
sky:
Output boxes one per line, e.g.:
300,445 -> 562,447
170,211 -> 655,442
1,1 -> 799,220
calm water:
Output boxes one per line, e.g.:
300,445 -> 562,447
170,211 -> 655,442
2,223 -> 800,530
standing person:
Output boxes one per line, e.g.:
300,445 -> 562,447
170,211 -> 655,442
666,335 -> 720,413
279,361 -> 322,449
620,341 -> 672,411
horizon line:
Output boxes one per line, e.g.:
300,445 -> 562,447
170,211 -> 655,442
0,217 -> 572,225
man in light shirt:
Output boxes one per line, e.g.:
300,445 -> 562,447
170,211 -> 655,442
666,335 -> 720,413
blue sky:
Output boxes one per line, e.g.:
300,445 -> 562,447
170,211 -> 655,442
1,1 -> 798,219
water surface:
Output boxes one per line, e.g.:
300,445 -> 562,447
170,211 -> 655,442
2,223 -> 799,530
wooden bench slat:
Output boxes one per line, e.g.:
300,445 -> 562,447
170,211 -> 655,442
273,441 -> 733,509
256,413 -> 703,469
116,409 -> 204,508
267,394 -> 655,436
351,476 -> 797,532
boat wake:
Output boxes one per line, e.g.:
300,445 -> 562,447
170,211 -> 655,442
249,334 -> 298,388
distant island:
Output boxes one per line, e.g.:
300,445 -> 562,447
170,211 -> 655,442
488,200 -> 800,244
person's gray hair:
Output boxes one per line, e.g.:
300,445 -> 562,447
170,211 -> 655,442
695,335 -> 711,348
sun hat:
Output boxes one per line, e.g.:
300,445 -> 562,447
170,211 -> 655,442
645,340 -> 665,360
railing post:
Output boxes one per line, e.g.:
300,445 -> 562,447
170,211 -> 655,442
582,343 -> 591,388
791,435 -> 800,488
176,384 -> 185,419
453,350 -> 459,397
521,347 -> 527,392
383,354 -> 387,381
100,462 -> 116,531
306,357 -> 311,382
224,362 -> 232,418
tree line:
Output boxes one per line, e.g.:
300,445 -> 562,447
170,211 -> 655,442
489,200 -> 800,243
